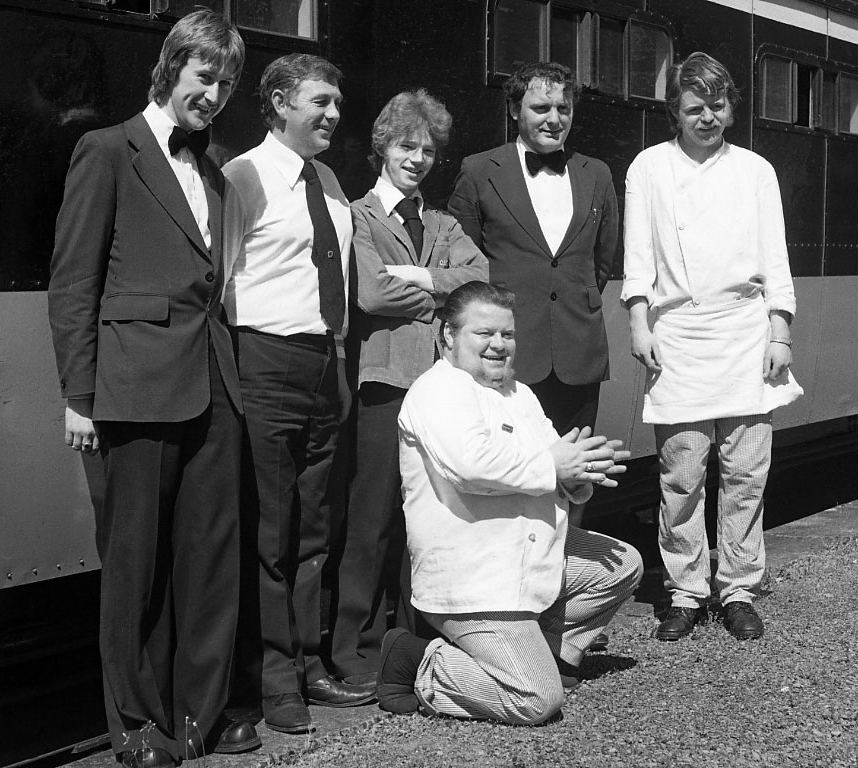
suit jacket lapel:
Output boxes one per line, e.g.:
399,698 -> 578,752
487,143 -> 552,258
125,113 -> 210,260
420,210 -> 441,266
364,192 -> 419,264
555,153 -> 597,256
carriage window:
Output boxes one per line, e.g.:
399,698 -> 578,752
760,55 -> 793,123
234,0 -> 317,39
153,0 -> 225,17
819,70 -> 838,131
839,74 -> 858,134
550,8 -> 591,87
596,16 -> 625,95
628,21 -> 671,100
492,0 -> 548,77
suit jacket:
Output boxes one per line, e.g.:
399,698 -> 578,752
447,142 -> 618,386
350,190 -> 488,390
48,112 -> 241,422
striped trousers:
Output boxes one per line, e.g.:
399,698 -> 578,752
655,414 -> 772,608
413,528 -> 643,725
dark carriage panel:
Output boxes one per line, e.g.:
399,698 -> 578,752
753,129 -> 826,277
824,138 -> 858,275
650,0 -> 753,148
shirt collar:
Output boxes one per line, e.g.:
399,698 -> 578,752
143,101 -> 180,155
262,131 -> 311,188
515,136 -> 567,176
671,135 -> 729,168
373,175 -> 423,217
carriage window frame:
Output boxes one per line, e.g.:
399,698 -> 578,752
757,52 -> 843,134
488,3 -> 673,103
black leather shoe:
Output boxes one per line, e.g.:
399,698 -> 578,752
343,671 -> 378,686
655,606 -> 701,641
119,748 -> 177,768
213,719 -> 261,754
588,632 -> 609,652
724,601 -> 764,640
307,674 -> 377,708
263,693 -> 315,734
553,655 -> 581,692
378,628 -> 430,714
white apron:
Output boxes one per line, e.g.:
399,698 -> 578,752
643,295 -> 803,425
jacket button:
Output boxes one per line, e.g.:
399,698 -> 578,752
60,379 -> 66,389
205,271 -> 214,282
551,259 -> 558,268
550,292 -> 557,301
528,533 -> 536,542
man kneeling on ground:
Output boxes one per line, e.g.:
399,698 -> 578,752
378,281 -> 643,725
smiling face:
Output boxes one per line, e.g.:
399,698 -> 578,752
380,129 -> 436,195
443,301 -> 516,390
675,87 -> 732,162
165,56 -> 236,132
273,78 -> 342,160
510,78 -> 573,155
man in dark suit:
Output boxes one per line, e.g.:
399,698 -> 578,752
48,10 -> 259,765
448,62 -> 618,532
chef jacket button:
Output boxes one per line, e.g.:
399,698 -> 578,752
550,292 -> 557,301
528,533 -> 536,542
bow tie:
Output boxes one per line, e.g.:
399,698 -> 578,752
524,150 -> 566,176
168,126 -> 210,158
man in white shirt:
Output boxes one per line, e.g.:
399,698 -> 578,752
621,52 -> 802,643
377,281 -> 642,724
222,54 -> 374,734
448,62 -> 618,537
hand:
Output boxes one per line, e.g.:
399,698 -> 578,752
630,326 -> 662,372
336,358 -> 352,424
386,264 -> 434,292
764,340 -> 791,381
65,396 -> 100,455
549,426 -> 629,488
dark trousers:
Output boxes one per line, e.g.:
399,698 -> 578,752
528,370 -> 601,435
330,382 -> 432,678
97,360 -> 241,760
234,329 -> 339,697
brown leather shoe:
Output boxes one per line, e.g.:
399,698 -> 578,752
655,606 -> 701,641
724,601 -> 764,640
307,674 -> 377,707
263,693 -> 315,734
213,719 -> 261,754
119,748 -> 177,768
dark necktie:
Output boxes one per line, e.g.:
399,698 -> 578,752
168,125 -> 210,158
524,149 -> 566,176
301,161 -> 345,334
394,197 -> 424,256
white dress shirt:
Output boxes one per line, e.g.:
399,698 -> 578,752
222,132 -> 352,342
516,137 -> 574,255
621,139 -> 796,316
372,175 -> 424,221
399,359 -> 568,614
142,101 -> 210,249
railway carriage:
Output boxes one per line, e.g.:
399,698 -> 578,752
1,0 -> 857,763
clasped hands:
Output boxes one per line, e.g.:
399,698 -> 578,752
550,426 -> 630,493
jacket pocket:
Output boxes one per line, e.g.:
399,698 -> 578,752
586,285 -> 602,310
100,293 -> 169,322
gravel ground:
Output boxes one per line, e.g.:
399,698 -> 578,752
255,536 -> 858,768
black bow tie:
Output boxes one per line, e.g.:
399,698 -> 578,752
524,150 -> 566,176
168,126 -> 210,158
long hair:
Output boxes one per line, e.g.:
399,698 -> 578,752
149,8 -> 245,106
665,51 -> 739,133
